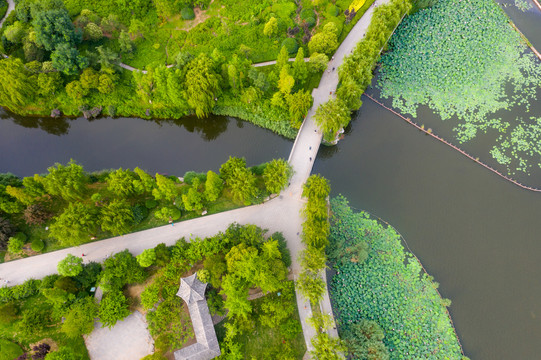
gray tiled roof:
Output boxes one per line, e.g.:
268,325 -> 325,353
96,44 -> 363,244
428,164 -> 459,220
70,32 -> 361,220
174,273 -> 221,360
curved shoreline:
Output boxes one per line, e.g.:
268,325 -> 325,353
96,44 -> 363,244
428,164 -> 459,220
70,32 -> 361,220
344,204 -> 466,357
364,93 -> 541,193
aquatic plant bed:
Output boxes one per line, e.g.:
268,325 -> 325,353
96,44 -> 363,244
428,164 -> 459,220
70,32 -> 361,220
328,196 -> 464,359
377,0 -> 541,174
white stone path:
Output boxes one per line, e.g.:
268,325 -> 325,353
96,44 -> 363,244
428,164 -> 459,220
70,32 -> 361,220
0,0 -> 390,354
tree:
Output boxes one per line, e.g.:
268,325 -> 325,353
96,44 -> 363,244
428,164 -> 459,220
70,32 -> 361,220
297,270 -> 325,304
133,167 -> 156,194
0,57 -> 36,109
308,22 -> 339,55
342,319 -> 389,360
309,52 -> 329,73
313,98 -> 351,142
136,248 -> 156,268
84,22 -> 103,41
99,250 -> 146,292
292,47 -> 308,85
65,80 -> 88,99
4,21 -> 27,43
204,170 -> 223,202
7,233 -> 26,254
99,199 -> 133,236
219,157 -> 247,182
57,254 -> 83,277
0,217 -> 15,250
33,9 -> 80,51
98,289 -> 130,328
49,203 -> 98,246
287,90 -> 312,128
96,46 -> 119,68
152,174 -> 178,201
80,68 -> 100,89
41,161 -> 88,201
310,332 -> 346,360
37,72 -> 63,97
229,168 -> 258,205
182,178 -> 204,212
118,30 -> 134,53
220,274 -> 251,321
61,297 -> 98,337
278,65 -> 295,95
51,43 -> 88,75
336,78 -> 363,110
154,206 -> 181,221
16,308 -> 50,338
263,17 -> 278,37
107,168 -> 137,198
275,46 -> 289,75
263,159 -> 291,194
185,53 -> 221,118
299,246 -> 326,273
97,67 -> 117,94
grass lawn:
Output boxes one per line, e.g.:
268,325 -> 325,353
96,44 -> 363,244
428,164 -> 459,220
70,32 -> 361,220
0,338 -> 23,360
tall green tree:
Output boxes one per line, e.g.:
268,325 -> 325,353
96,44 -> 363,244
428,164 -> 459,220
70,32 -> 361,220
314,98 -> 351,142
152,174 -> 178,202
49,203 -> 98,246
182,178 -> 204,212
61,297 -> 98,338
133,167 -> 156,194
57,254 -> 83,277
99,199 -> 134,236
107,168 -> 137,198
204,170 -> 223,202
98,289 -> 130,328
342,319 -> 389,360
33,9 -> 80,51
185,53 -> 221,118
0,57 -> 36,109
263,159 -> 292,194
287,90 -> 312,128
51,43 -> 88,75
292,47 -> 308,85
41,160 -> 88,201
308,22 -> 339,55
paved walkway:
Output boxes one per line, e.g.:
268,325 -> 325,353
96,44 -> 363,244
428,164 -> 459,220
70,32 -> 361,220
0,0 -> 390,354
119,57 -> 309,73
0,0 -> 15,28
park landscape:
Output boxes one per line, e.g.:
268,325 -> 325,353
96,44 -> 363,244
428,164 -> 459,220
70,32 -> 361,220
0,0 -> 540,359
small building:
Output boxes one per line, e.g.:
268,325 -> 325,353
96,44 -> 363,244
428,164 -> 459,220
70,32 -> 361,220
174,273 -> 221,360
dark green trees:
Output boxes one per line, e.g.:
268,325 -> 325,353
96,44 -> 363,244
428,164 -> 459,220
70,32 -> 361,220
185,53 -> 221,118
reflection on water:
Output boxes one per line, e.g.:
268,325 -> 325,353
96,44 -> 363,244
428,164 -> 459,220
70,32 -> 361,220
0,109 -> 292,177
1,109 -> 231,141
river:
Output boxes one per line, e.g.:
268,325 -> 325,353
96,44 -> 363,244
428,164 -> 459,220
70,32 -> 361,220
1,1 -> 540,359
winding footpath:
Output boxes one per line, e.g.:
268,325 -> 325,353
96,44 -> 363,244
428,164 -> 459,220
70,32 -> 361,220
0,0 -> 14,29
0,0 -> 390,354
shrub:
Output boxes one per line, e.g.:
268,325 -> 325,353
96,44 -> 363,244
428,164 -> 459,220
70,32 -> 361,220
181,7 -> 195,20
145,199 -> 157,209
31,239 -> 45,252
57,254 -> 83,277
300,9 -> 315,21
327,5 -> 339,17
281,38 -> 298,54
137,249 -> 156,268
132,204 -> 149,224
0,217 -> 15,250
305,16 -> 316,27
7,233 -> 26,254
183,171 -> 206,185
154,206 -> 181,221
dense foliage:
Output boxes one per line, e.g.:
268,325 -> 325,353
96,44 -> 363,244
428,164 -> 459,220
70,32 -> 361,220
315,0 -> 412,142
0,0 -> 379,137
138,224 -> 303,358
0,157 -> 291,260
377,0 -> 541,174
328,196 -> 465,359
